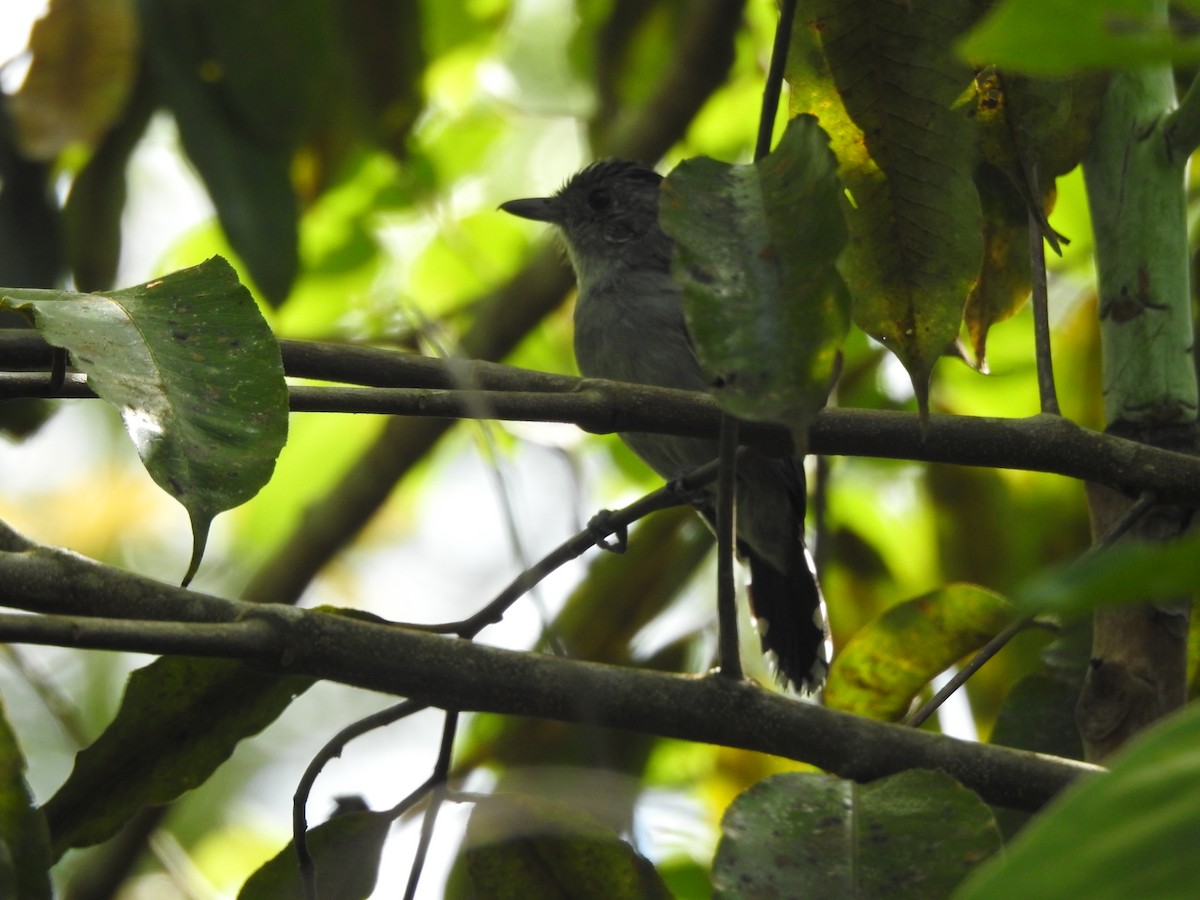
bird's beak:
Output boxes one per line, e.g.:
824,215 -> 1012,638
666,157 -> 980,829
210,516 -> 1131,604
499,196 -> 563,223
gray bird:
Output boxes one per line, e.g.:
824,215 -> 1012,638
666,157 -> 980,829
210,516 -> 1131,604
501,160 -> 827,692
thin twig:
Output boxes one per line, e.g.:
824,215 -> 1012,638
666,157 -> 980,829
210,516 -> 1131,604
294,699 -> 427,900
1028,170 -> 1061,415
716,416 -> 743,680
403,711 -> 460,900
755,0 -> 798,162
412,460 -> 718,638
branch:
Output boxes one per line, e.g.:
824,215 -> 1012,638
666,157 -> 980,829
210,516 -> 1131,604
6,361 -> 1200,502
0,564 -> 1099,814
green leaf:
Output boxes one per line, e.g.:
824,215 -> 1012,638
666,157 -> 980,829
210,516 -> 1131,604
42,657 -> 312,857
964,164 -> 1032,368
0,693 -> 52,900
788,0 -> 982,411
1013,531 -> 1200,616
138,0 -> 299,303
238,809 -> 391,900
960,0 -> 1200,76
956,701 -> 1200,899
660,114 -> 849,442
0,257 -> 288,585
459,794 -> 671,900
63,70 -> 156,291
197,0 -> 335,151
825,584 -> 1017,720
714,771 -> 1001,899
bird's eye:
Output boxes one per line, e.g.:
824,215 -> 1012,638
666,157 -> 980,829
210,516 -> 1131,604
587,188 -> 612,211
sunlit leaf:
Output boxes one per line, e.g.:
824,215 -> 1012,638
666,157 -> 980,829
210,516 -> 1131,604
825,584 -> 1017,720
0,694 -> 52,899
714,771 -> 1001,899
0,257 -> 289,585
238,809 -> 391,900
661,114 -> 849,442
957,702 -> 1200,899
42,656 -> 313,857
8,0 -> 140,160
788,0 -> 982,412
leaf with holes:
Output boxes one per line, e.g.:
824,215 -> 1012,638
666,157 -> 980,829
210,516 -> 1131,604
0,257 -> 288,584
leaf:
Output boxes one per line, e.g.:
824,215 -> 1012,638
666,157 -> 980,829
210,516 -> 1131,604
964,164 -> 1032,369
42,656 -> 313,857
1013,531 -> 1200,617
660,114 -> 849,443
138,0 -> 300,303
788,0 -> 983,412
713,771 -> 1001,899
195,0 -> 335,151
0,107 -> 61,288
459,794 -> 671,900
0,693 -> 52,900
238,809 -> 391,900
7,0 -> 140,160
825,584 -> 1017,720
0,257 -> 289,585
332,0 -> 427,161
63,70 -> 156,291
960,0 -> 1200,76
956,701 -> 1200,899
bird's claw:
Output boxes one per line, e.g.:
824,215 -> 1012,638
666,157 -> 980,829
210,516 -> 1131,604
587,510 -> 628,553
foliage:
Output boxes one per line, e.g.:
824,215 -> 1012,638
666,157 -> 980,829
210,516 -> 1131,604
0,0 -> 1197,898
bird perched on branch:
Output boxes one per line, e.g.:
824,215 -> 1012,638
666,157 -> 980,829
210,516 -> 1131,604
501,160 -> 827,692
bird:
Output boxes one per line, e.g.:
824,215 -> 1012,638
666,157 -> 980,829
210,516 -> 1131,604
501,159 -> 828,692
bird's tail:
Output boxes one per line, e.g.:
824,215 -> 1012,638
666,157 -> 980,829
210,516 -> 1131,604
746,546 -> 829,693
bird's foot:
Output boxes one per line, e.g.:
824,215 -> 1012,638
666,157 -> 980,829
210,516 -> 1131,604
586,509 -> 627,553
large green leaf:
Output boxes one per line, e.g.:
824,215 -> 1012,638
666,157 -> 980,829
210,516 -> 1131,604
138,0 -> 300,303
787,0 -> 982,410
239,809 -> 391,900
825,584 -> 1017,720
961,0 -> 1200,75
660,114 -> 849,443
0,693 -> 52,900
0,257 -> 289,585
714,771 -> 1001,899
956,701 -> 1200,899
42,656 -> 312,857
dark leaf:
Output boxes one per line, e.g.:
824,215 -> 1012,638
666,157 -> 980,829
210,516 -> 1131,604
138,0 -> 301,303
713,770 -> 1001,899
42,656 -> 313,857
238,809 -> 391,900
0,693 -> 52,899
459,794 -> 671,900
